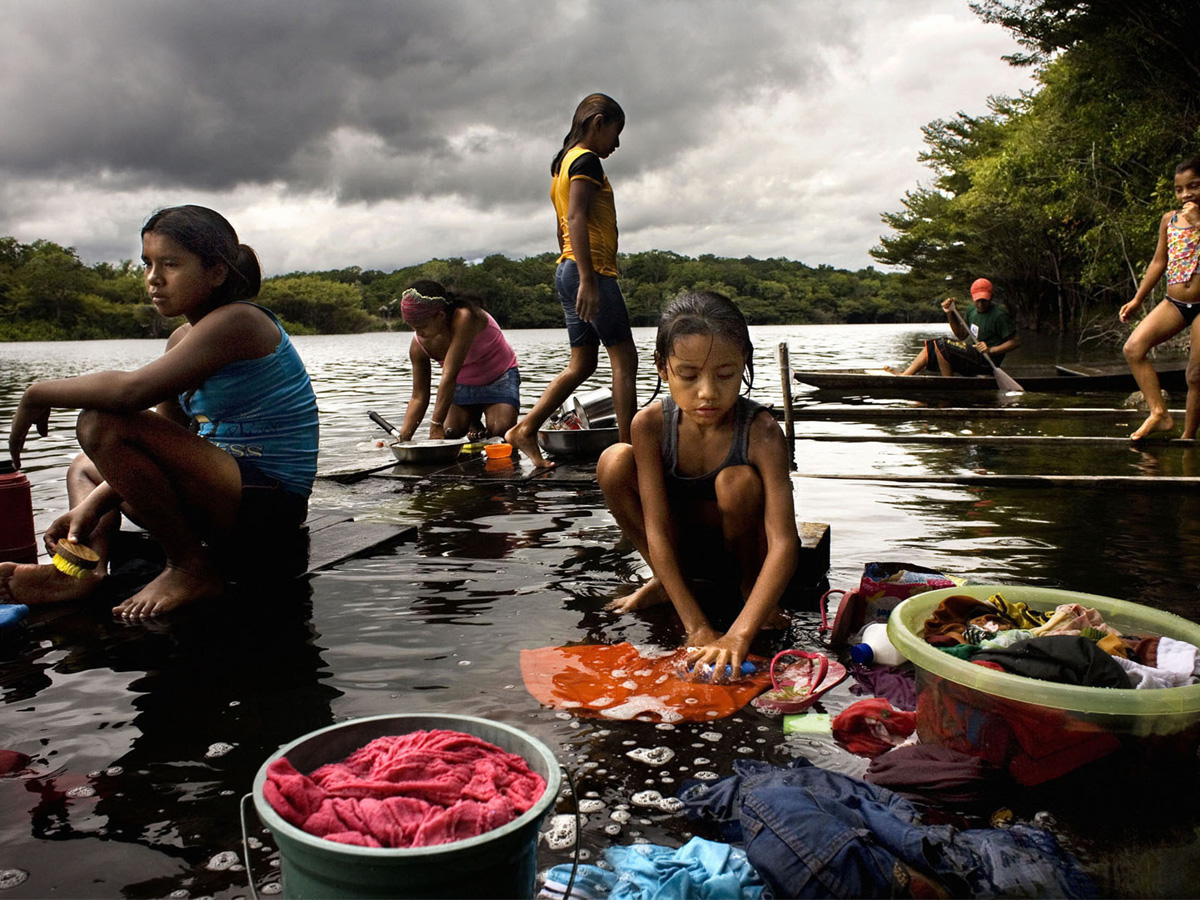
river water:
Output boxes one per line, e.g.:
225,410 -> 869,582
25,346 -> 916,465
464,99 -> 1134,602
0,323 -> 1197,897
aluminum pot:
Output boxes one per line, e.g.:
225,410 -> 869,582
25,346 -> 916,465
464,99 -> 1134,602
537,427 -> 620,458
390,438 -> 467,464
571,388 -> 615,429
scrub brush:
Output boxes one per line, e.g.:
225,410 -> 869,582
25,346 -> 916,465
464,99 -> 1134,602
51,539 -> 100,579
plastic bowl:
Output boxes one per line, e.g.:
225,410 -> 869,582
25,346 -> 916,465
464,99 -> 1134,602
484,442 -> 513,459
889,585 -> 1200,783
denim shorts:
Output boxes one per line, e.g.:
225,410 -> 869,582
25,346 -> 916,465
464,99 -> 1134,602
451,366 -> 520,408
556,259 -> 634,348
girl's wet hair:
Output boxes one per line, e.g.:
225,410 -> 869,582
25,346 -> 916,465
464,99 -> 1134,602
406,279 -> 484,314
1177,157 -> 1200,178
655,291 -> 755,391
141,205 -> 261,304
551,93 -> 625,176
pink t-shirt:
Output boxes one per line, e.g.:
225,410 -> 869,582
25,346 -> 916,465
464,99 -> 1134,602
416,312 -> 518,385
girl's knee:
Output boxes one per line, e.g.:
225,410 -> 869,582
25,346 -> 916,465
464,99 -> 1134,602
714,466 -> 763,521
597,442 -> 636,492
75,409 -> 128,453
1186,362 -> 1200,390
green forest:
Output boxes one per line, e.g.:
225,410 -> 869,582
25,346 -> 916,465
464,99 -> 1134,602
0,1 -> 1195,342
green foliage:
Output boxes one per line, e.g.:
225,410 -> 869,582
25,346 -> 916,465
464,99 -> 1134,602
877,1 -> 1200,332
257,276 -> 374,334
0,239 -> 920,341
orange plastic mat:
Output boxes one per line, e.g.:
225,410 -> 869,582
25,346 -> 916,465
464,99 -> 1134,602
520,642 -> 771,723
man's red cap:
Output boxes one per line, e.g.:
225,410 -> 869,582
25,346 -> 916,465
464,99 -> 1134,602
970,278 -> 993,300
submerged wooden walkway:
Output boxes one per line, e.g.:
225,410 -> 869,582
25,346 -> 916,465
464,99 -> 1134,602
319,450 -> 831,582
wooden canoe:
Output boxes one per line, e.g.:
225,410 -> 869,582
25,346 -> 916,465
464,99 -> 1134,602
793,363 -> 1187,394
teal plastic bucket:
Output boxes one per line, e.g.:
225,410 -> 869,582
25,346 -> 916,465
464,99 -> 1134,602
251,714 -> 562,899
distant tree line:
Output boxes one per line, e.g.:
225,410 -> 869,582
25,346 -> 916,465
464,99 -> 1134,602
0,237 -> 920,341
873,1 -> 1200,334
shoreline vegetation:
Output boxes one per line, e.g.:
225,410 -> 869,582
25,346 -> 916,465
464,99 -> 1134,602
0,240 -> 933,342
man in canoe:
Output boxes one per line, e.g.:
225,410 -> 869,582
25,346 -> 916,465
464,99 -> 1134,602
886,278 -> 1021,377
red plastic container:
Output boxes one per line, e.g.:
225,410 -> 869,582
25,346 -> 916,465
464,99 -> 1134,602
0,462 -> 37,564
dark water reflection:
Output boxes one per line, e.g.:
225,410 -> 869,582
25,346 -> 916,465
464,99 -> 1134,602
1,324 -> 1198,897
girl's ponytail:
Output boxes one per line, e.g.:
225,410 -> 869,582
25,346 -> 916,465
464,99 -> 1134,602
227,244 -> 262,302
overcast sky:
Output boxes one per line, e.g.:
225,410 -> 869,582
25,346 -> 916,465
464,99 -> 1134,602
0,0 -> 1037,276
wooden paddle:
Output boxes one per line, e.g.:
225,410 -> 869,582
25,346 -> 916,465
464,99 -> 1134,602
947,304 -> 1024,393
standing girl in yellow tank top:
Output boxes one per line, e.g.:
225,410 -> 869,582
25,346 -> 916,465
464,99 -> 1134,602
505,94 -> 639,467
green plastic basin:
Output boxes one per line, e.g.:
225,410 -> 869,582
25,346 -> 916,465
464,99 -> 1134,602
888,586 -> 1200,783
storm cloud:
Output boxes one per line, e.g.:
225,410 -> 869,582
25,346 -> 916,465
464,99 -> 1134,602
0,1 -> 1034,273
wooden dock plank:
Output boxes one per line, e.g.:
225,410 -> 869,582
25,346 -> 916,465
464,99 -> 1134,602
791,406 -> 1184,421
795,434 -> 1199,446
801,473 -> 1200,490
799,522 -> 830,584
304,518 -> 418,574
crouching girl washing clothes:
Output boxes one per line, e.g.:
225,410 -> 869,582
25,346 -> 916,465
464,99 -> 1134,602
597,291 -> 800,681
0,205 -> 319,619
395,280 -> 520,442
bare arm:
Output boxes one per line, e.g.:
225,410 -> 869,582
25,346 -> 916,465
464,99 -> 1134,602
426,307 -> 487,437
398,337 -> 432,441
692,414 -> 799,672
942,297 -> 970,340
567,177 -> 600,322
987,332 -> 1021,356
632,407 -> 716,642
8,303 -> 277,466
1122,211 -> 1173,322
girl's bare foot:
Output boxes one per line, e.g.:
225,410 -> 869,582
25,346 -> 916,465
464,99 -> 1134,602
882,365 -> 901,375
0,562 -> 101,604
607,577 -> 668,613
1131,411 -> 1175,440
505,423 -> 554,469
112,563 -> 224,619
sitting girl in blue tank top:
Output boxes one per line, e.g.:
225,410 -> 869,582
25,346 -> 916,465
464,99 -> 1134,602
597,291 -> 802,682
0,206 -> 319,620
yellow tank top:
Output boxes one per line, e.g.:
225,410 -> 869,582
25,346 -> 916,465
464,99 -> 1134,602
551,146 -> 619,277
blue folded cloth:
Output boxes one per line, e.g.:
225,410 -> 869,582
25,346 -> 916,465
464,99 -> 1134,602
539,836 -> 764,900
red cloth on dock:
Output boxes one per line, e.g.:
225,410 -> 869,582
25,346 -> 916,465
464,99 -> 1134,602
263,729 -> 545,848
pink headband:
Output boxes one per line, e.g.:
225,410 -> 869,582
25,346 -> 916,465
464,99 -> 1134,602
400,288 -> 448,324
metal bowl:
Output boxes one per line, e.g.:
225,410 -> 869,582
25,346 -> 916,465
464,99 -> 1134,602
537,427 -> 620,458
389,439 -> 467,464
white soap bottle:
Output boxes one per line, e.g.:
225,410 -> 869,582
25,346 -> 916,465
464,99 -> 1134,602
849,622 -> 905,666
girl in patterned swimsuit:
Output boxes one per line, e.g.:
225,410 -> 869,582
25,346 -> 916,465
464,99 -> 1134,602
597,292 -> 800,682
1121,157 -> 1200,440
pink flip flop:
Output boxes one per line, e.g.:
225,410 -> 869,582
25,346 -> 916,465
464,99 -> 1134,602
751,649 -> 848,715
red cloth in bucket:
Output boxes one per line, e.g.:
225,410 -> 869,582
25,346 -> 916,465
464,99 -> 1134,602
262,729 -> 545,848
520,643 -> 770,723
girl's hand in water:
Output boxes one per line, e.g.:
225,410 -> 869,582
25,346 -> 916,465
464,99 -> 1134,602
684,629 -> 748,684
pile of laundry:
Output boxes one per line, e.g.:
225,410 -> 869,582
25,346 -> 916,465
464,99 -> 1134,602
922,594 -> 1200,689
263,729 -> 545,848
